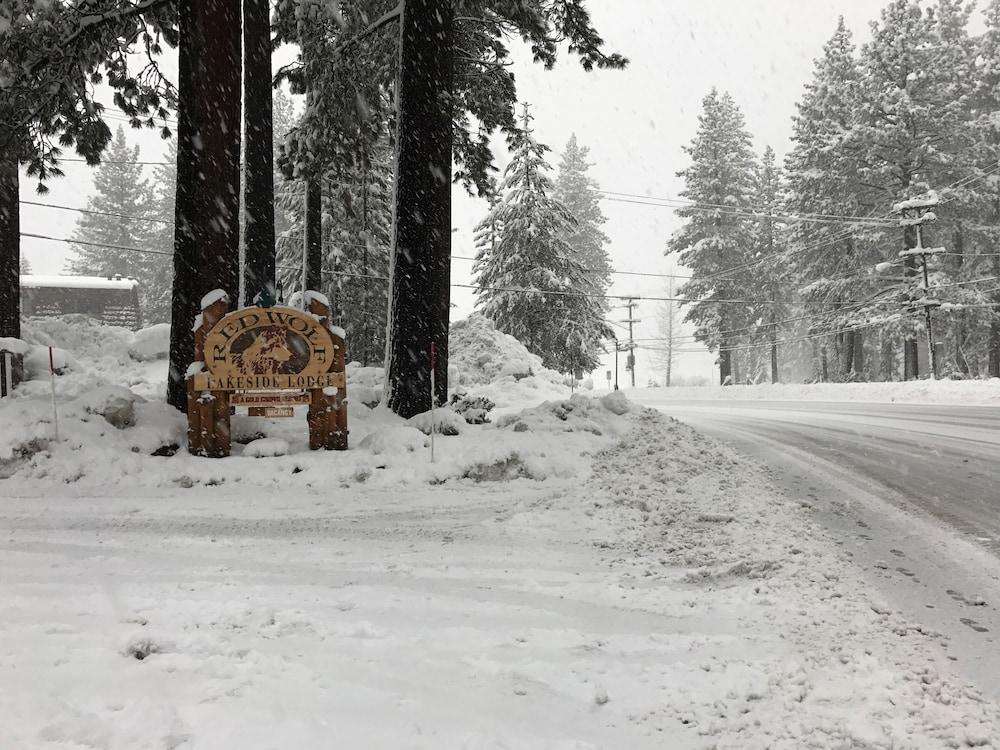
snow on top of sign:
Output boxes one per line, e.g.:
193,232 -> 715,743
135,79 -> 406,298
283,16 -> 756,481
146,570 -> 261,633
20,274 -> 138,290
185,361 -> 206,377
323,385 -> 339,396
892,191 -> 940,212
0,337 -> 28,355
287,291 -> 304,310
191,313 -> 203,332
330,325 -> 346,339
200,289 -> 230,310
303,290 -> 331,309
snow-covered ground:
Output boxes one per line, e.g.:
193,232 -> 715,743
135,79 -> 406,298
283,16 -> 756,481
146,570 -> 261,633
630,378 -> 1000,406
3,316 -> 1000,747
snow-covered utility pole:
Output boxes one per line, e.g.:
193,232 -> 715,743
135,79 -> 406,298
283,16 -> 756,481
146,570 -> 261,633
620,297 -> 640,388
894,194 -> 943,379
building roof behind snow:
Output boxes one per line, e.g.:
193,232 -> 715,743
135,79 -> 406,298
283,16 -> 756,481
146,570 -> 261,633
20,274 -> 139,290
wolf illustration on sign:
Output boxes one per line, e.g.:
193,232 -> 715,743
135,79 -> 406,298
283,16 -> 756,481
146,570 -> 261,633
232,327 -> 293,375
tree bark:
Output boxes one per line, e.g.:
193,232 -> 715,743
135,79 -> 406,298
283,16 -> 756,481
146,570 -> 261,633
853,330 -> 864,378
991,248 -> 1000,378
719,345 -> 732,385
0,151 -> 19,340
841,330 -> 855,379
386,0 -> 453,417
304,178 -> 322,292
167,0 -> 242,410
242,0 -> 275,305
902,223 -> 919,380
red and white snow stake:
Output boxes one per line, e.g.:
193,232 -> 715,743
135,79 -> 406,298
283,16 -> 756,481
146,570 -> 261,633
430,341 -> 437,463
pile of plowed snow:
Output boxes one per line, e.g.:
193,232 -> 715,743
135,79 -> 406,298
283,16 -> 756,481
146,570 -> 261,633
346,313 -> 577,412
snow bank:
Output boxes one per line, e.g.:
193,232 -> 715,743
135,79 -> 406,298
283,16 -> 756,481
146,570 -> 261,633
631,378 -> 1000,406
0,315 -> 623,488
127,323 -> 170,361
441,314 -> 572,410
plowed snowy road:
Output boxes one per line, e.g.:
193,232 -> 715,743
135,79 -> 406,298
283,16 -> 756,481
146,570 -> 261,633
635,396 -> 1000,700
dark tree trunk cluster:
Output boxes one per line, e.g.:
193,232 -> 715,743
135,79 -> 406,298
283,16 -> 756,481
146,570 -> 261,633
168,0 -> 242,410
386,0 -> 454,417
242,0 -> 276,306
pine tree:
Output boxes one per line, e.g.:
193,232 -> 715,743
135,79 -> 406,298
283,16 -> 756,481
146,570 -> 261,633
749,146 -> 789,383
67,127 -> 171,318
473,104 -> 611,373
667,90 -> 758,385
1,1 -> 177,340
972,0 -> 1000,377
784,17 -> 881,381
276,140 -> 393,366
18,255 -> 31,275
852,0 -> 974,379
553,134 -> 612,297
146,139 -> 177,323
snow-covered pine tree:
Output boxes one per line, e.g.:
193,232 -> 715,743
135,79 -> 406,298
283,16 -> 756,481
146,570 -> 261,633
749,146 -> 789,383
66,126 -> 168,318
554,134 -> 612,297
18,255 -> 31,275
784,17 -> 882,381
852,0 -> 975,379
970,0 -> 1000,377
667,90 -> 758,385
918,0 -> 990,378
276,139 -> 393,366
145,139 -> 177,323
473,104 -> 611,374
272,88 -> 297,243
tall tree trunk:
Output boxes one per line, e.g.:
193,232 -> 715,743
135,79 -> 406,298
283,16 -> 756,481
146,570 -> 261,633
242,0 -> 275,305
820,344 -> 829,382
304,178 -> 322,292
0,150 -> 19,340
719,345 -> 732,385
853,331 -> 864,378
902,223 -> 919,380
770,337 -> 778,384
167,0 -> 242,410
880,334 -> 894,381
386,0 -> 453,417
841,330 -> 855,379
991,247 -> 1000,378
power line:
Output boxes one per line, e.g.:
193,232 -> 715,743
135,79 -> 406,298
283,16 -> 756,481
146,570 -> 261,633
20,199 -> 171,224
26,231 -> 1000,309
58,157 -> 173,166
599,192 -> 898,227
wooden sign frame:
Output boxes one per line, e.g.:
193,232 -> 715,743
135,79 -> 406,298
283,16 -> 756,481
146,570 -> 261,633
186,291 -> 348,457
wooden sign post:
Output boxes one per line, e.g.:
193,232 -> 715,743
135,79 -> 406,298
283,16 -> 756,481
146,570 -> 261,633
186,290 -> 348,457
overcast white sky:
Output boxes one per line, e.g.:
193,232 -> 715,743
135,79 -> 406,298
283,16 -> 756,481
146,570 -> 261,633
21,0 -> 900,385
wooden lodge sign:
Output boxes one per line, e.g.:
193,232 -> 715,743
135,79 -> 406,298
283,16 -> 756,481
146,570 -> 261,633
186,290 -> 348,457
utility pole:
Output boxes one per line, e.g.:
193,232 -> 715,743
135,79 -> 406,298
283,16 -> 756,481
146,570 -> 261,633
665,277 -> 674,388
620,297 -> 640,388
895,196 -> 943,379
